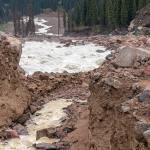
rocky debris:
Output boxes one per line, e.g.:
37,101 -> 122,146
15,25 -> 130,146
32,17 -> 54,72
0,34 -> 31,131
102,77 -> 122,89
129,4 -> 150,35
36,126 -> 75,141
138,91 -> 150,102
96,49 -> 105,53
143,130 -> 150,148
5,129 -> 20,139
36,128 -> 59,140
34,142 -> 68,150
134,121 -> 150,141
26,71 -> 89,101
121,102 -> 130,113
30,104 -> 40,114
89,42 -> 150,149
17,112 -> 30,124
12,124 -> 28,135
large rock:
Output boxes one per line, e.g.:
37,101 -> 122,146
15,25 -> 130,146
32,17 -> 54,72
114,46 -> 150,67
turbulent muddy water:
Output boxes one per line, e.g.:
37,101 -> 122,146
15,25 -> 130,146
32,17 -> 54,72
0,99 -> 72,149
20,41 -> 110,75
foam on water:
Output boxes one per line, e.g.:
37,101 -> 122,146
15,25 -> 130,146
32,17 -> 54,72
20,41 -> 110,75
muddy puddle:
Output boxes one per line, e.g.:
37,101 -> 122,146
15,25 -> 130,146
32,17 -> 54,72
0,99 -> 72,150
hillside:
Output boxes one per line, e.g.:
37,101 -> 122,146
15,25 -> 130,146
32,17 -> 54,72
129,3 -> 150,35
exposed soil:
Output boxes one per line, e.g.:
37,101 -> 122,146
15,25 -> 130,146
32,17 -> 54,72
0,34 -> 31,133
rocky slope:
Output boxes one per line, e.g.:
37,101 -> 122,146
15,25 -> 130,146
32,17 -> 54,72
89,45 -> 150,149
129,3 -> 150,35
0,34 -> 31,132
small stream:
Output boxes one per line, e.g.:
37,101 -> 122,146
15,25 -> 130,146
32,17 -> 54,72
0,99 -> 72,149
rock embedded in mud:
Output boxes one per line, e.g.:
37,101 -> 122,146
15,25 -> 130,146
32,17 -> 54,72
63,126 -> 75,133
17,113 -> 30,124
34,142 -> 65,150
143,130 -> 150,148
96,49 -> 104,53
106,53 -> 113,60
30,104 -> 39,114
13,124 -> 28,135
102,77 -> 122,89
34,143 -> 58,150
138,91 -> 150,102
121,104 -> 130,113
36,128 -> 59,140
134,121 -> 150,142
5,129 -> 19,139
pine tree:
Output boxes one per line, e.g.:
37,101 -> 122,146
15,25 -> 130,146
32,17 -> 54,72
120,0 -> 128,26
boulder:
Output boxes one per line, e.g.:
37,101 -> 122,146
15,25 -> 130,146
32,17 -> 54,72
114,46 -> 150,67
114,46 -> 136,67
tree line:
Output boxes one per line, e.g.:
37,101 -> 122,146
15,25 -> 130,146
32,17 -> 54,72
0,0 -> 149,35
68,0 -> 150,31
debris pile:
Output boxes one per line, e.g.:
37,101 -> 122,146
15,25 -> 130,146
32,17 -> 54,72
89,44 -> 150,150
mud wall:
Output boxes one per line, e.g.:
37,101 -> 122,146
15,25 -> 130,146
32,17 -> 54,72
88,47 -> 150,150
0,34 -> 31,130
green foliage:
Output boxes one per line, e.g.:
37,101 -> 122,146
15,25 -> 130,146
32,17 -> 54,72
68,0 -> 150,30
0,0 -> 149,31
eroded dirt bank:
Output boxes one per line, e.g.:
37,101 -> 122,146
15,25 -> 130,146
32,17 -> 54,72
0,34 -> 31,132
89,45 -> 150,149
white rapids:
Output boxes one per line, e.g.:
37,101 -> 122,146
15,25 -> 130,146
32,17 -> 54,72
35,18 -> 52,35
0,99 -> 72,150
20,41 -> 110,75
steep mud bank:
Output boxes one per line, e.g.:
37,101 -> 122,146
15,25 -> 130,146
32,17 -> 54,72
89,45 -> 150,149
0,34 -> 31,131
